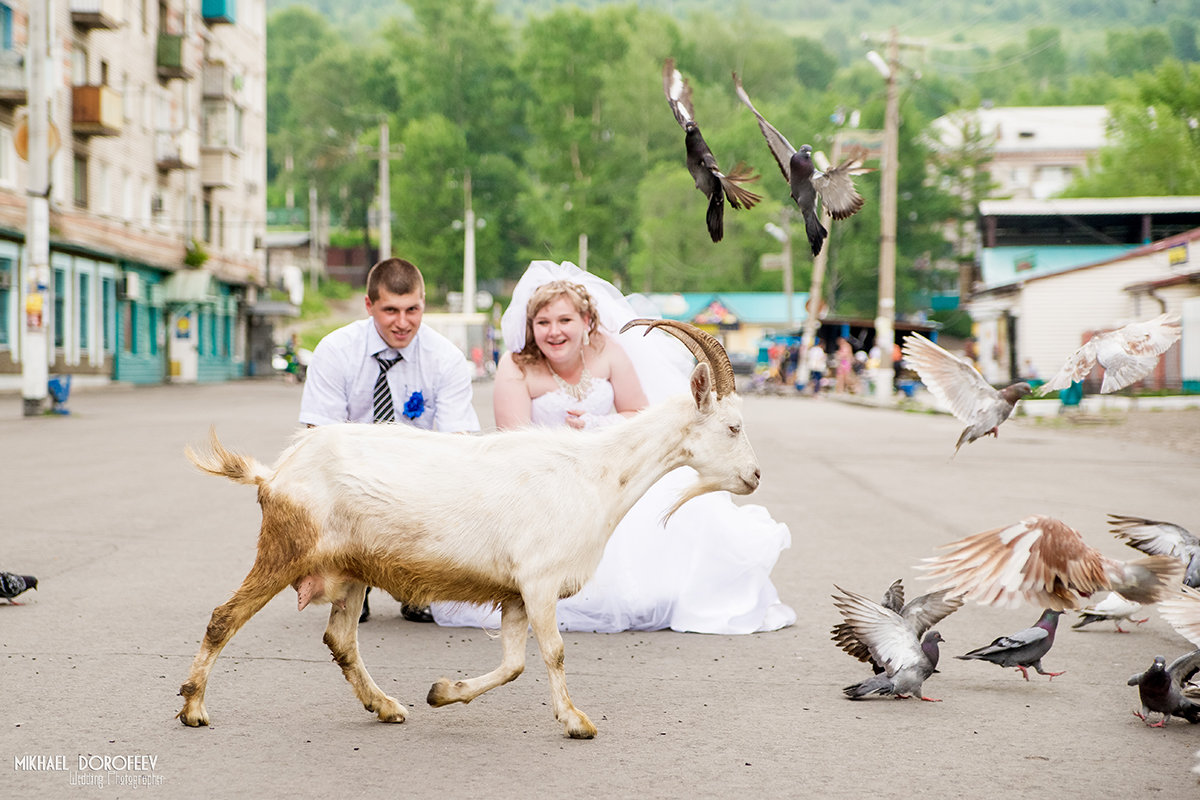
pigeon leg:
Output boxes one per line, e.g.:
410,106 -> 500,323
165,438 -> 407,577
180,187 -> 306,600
1016,665 -> 1030,681
919,695 -> 943,703
1148,716 -> 1167,728
1133,710 -> 1147,721
1034,665 -> 1065,680
1114,623 -> 1129,633
1134,617 -> 1149,625
893,694 -> 911,700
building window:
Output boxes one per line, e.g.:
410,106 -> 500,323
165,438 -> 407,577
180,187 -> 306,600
202,199 -> 212,243
79,272 -> 90,350
72,43 -> 88,85
0,124 -> 13,187
0,3 -> 12,51
0,256 -> 11,347
53,268 -> 65,348
148,305 -> 159,356
73,155 -> 88,208
126,302 -> 137,355
96,162 -> 110,214
102,276 -> 115,352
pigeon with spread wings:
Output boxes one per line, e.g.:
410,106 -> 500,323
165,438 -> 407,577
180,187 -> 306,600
1039,313 -> 1181,395
1109,513 -> 1200,588
662,59 -> 761,243
831,579 -> 962,675
732,72 -> 872,256
921,515 -> 1182,610
900,332 -> 1031,456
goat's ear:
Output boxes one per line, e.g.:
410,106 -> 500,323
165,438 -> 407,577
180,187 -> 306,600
689,362 -> 716,412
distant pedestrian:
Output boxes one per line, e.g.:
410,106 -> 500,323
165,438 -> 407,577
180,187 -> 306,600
806,340 -> 827,395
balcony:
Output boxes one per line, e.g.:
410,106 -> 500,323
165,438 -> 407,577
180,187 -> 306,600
70,0 -> 122,30
0,50 -> 25,106
202,0 -> 236,25
156,128 -> 200,171
156,34 -> 191,81
72,85 -> 122,136
202,62 -> 239,99
201,148 -> 240,188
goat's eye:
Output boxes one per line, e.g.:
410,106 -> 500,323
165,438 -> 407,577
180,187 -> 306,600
728,424 -> 741,435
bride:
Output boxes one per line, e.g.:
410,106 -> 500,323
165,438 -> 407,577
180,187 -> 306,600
431,261 -> 795,634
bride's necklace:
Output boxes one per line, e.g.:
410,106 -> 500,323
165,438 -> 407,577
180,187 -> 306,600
548,353 -> 592,401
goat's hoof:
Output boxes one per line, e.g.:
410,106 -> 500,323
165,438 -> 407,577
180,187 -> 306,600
372,696 -> 407,723
564,711 -> 597,740
426,678 -> 463,707
177,705 -> 210,727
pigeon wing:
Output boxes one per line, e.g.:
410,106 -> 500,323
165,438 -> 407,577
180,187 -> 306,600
812,146 -> 870,220
881,578 -> 905,613
1095,314 -> 1183,392
731,72 -> 796,184
1040,339 -> 1098,394
901,333 -> 1001,425
832,586 -> 922,676
663,58 -> 695,130
900,589 -> 964,638
1159,586 -> 1200,649
1166,648 -> 1200,686
921,515 -> 1108,610
1109,513 -> 1199,559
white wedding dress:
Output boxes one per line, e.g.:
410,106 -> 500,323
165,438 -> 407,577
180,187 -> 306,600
430,375 -> 797,634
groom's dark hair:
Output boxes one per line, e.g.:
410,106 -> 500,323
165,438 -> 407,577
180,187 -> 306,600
367,258 -> 425,301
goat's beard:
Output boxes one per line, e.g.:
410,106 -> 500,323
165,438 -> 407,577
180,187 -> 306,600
660,478 -> 725,524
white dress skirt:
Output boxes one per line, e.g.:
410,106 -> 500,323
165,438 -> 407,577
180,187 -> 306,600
430,377 -> 796,634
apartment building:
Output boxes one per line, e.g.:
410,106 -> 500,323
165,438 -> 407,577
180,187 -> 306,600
0,0 -> 267,389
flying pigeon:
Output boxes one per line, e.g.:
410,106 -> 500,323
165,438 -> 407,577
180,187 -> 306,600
663,59 -> 761,243
832,584 -> 959,701
1109,513 -> 1200,588
1127,650 -> 1200,726
900,333 -> 1031,456
831,579 -> 962,675
1158,585 -> 1200,649
732,72 -> 872,256
921,514 -> 1183,610
1039,313 -> 1182,395
0,572 -> 38,603
957,609 -> 1065,681
1071,592 -> 1148,633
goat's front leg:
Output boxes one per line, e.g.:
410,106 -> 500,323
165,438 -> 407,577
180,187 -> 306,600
526,593 -> 596,739
322,582 -> 406,723
427,600 -> 528,707
178,562 -> 293,727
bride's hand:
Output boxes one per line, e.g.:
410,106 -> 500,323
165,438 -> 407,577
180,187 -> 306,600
565,409 -> 586,430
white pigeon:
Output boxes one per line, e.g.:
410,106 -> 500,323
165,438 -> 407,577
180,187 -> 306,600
1071,592 -> 1147,633
1039,312 -> 1181,394
900,333 -> 1031,455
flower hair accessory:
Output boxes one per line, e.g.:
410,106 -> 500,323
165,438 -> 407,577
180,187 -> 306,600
403,390 -> 425,420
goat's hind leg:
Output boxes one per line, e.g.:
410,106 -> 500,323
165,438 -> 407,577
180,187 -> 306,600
178,562 -> 292,727
428,601 -> 528,707
322,582 -> 406,723
526,596 -> 596,739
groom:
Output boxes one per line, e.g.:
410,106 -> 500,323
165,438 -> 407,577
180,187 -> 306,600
299,257 -> 481,621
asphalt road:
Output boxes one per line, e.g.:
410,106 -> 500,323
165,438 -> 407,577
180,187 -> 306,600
2,379 -> 1198,798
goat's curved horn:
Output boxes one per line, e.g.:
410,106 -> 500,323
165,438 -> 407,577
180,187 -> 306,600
619,318 -> 737,398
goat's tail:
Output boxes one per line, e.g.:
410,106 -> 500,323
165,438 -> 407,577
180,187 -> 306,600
185,427 -> 272,486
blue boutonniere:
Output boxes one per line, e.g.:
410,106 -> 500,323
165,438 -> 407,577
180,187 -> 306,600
403,390 -> 425,420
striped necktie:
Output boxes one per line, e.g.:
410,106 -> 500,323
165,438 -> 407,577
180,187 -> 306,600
372,353 -> 403,423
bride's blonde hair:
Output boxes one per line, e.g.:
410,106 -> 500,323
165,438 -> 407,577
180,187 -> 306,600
513,280 -> 604,367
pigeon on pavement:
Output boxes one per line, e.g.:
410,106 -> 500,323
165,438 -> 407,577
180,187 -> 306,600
1127,650 -> 1200,726
0,572 -> 37,603
1157,585 -> 1200,649
663,59 -> 761,243
1109,513 -> 1200,588
832,579 -> 962,674
957,609 -> 1065,681
833,584 -> 960,701
921,515 -> 1183,610
1072,592 -> 1148,633
1039,313 -> 1182,395
733,72 -> 871,256
900,333 -> 1031,456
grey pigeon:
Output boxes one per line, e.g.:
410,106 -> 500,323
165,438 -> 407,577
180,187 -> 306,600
1072,592 -> 1147,633
1040,313 -> 1181,395
0,572 -> 37,603
957,609 -> 1064,681
900,333 -> 1031,456
922,515 -> 1184,610
831,578 -> 904,673
833,584 -> 960,701
1109,513 -> 1200,588
1127,650 -> 1200,726
663,59 -> 761,243
832,579 -> 962,675
733,72 -> 871,256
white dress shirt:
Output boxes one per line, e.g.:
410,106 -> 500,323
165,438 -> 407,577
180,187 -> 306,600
299,318 -> 480,432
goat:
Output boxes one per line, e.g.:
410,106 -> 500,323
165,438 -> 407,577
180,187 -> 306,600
177,320 -> 760,739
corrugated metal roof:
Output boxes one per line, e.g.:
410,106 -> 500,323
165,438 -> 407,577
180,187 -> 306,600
981,197 -> 1200,216
645,292 -> 810,324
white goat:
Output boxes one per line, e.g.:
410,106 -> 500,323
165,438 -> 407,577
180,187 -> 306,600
177,320 -> 760,739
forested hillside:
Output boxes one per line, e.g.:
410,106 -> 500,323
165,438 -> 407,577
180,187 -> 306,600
264,0 -> 1200,318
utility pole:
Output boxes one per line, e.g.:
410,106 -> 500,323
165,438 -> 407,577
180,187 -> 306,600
378,119 -> 391,261
462,169 -> 476,315
875,27 -> 900,402
578,233 -> 588,272
308,185 -> 320,292
21,0 -> 52,416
